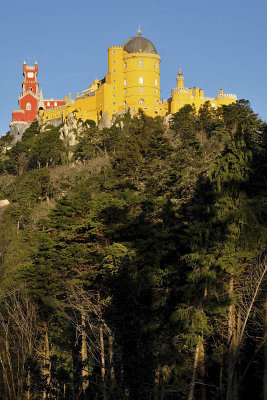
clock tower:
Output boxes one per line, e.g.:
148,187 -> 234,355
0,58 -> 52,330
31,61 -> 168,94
22,61 -> 39,94
10,61 -> 65,143
11,61 -> 39,124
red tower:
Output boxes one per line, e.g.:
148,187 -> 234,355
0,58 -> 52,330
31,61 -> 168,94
10,61 -> 65,143
22,61 -> 39,95
12,61 -> 39,123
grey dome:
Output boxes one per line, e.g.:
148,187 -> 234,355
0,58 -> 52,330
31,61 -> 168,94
123,31 -> 157,54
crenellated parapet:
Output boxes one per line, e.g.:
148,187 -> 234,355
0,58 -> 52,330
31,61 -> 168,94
169,69 -> 237,113
216,93 -> 237,99
172,87 -> 191,95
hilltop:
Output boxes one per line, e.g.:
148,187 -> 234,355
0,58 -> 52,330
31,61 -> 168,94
0,101 -> 266,400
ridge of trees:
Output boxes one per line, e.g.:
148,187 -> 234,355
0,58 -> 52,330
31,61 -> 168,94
0,101 -> 266,400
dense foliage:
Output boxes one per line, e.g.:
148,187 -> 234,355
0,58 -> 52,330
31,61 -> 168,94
0,101 -> 266,400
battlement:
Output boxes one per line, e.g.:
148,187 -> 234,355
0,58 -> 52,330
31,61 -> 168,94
108,46 -> 123,50
45,98 -> 65,102
172,87 -> 190,95
12,109 -> 24,114
123,52 -> 160,59
19,91 -> 39,99
216,93 -> 237,99
25,66 -> 36,70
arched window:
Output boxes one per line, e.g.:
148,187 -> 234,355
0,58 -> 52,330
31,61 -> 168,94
54,101 -> 57,106
124,79 -> 127,86
155,78 -> 158,86
139,60 -> 143,67
139,98 -> 144,104
139,77 -> 144,84
123,101 -> 127,106
139,87 -> 143,93
26,103 -> 31,110
47,101 -> 50,106
124,62 -> 127,69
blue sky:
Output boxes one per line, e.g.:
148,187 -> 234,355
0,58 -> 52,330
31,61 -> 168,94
0,0 -> 266,134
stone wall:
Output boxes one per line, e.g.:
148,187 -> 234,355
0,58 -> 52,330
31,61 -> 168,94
9,122 -> 31,144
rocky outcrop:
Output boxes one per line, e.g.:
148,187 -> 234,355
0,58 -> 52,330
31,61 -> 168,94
0,199 -> 10,208
9,122 -> 30,144
163,113 -> 173,128
98,111 -> 112,130
59,114 -> 79,147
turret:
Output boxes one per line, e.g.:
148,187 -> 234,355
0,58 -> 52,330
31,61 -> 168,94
177,68 -> 184,89
22,62 -> 39,94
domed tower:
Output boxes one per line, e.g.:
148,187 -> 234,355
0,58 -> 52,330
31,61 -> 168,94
122,29 -> 161,116
105,29 -> 161,118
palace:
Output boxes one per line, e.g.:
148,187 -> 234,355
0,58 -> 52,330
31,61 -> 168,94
10,30 -> 237,141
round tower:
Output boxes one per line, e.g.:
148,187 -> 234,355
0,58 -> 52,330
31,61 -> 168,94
122,29 -> 161,116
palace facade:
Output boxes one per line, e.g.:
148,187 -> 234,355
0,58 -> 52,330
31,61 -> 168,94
10,30 -> 237,140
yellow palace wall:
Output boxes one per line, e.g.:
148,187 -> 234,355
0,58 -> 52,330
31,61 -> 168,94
40,35 -> 237,125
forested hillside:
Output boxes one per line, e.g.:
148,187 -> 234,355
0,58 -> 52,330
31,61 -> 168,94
0,101 -> 266,400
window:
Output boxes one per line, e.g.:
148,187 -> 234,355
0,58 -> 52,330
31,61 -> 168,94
138,60 -> 143,67
155,100 -> 159,105
139,77 -> 143,84
139,87 -> 143,93
100,102 -> 102,106
124,62 -> 127,69
29,87 -> 33,91
139,98 -> 144,104
124,89 -> 127,94
54,101 -> 57,106
144,107 -> 147,110
154,62 -> 158,69
113,102 -> 116,105
123,101 -> 127,105
211,103 -> 216,109
155,89 -> 158,94
113,80 -> 115,83
113,94 -> 116,98
124,79 -> 127,86
26,102 -> 31,110
113,69 -> 116,72
100,89 -> 102,94
112,50 -> 116,54
155,78 -> 158,86
113,60 -> 115,63
47,101 -> 50,106
113,87 -> 115,90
